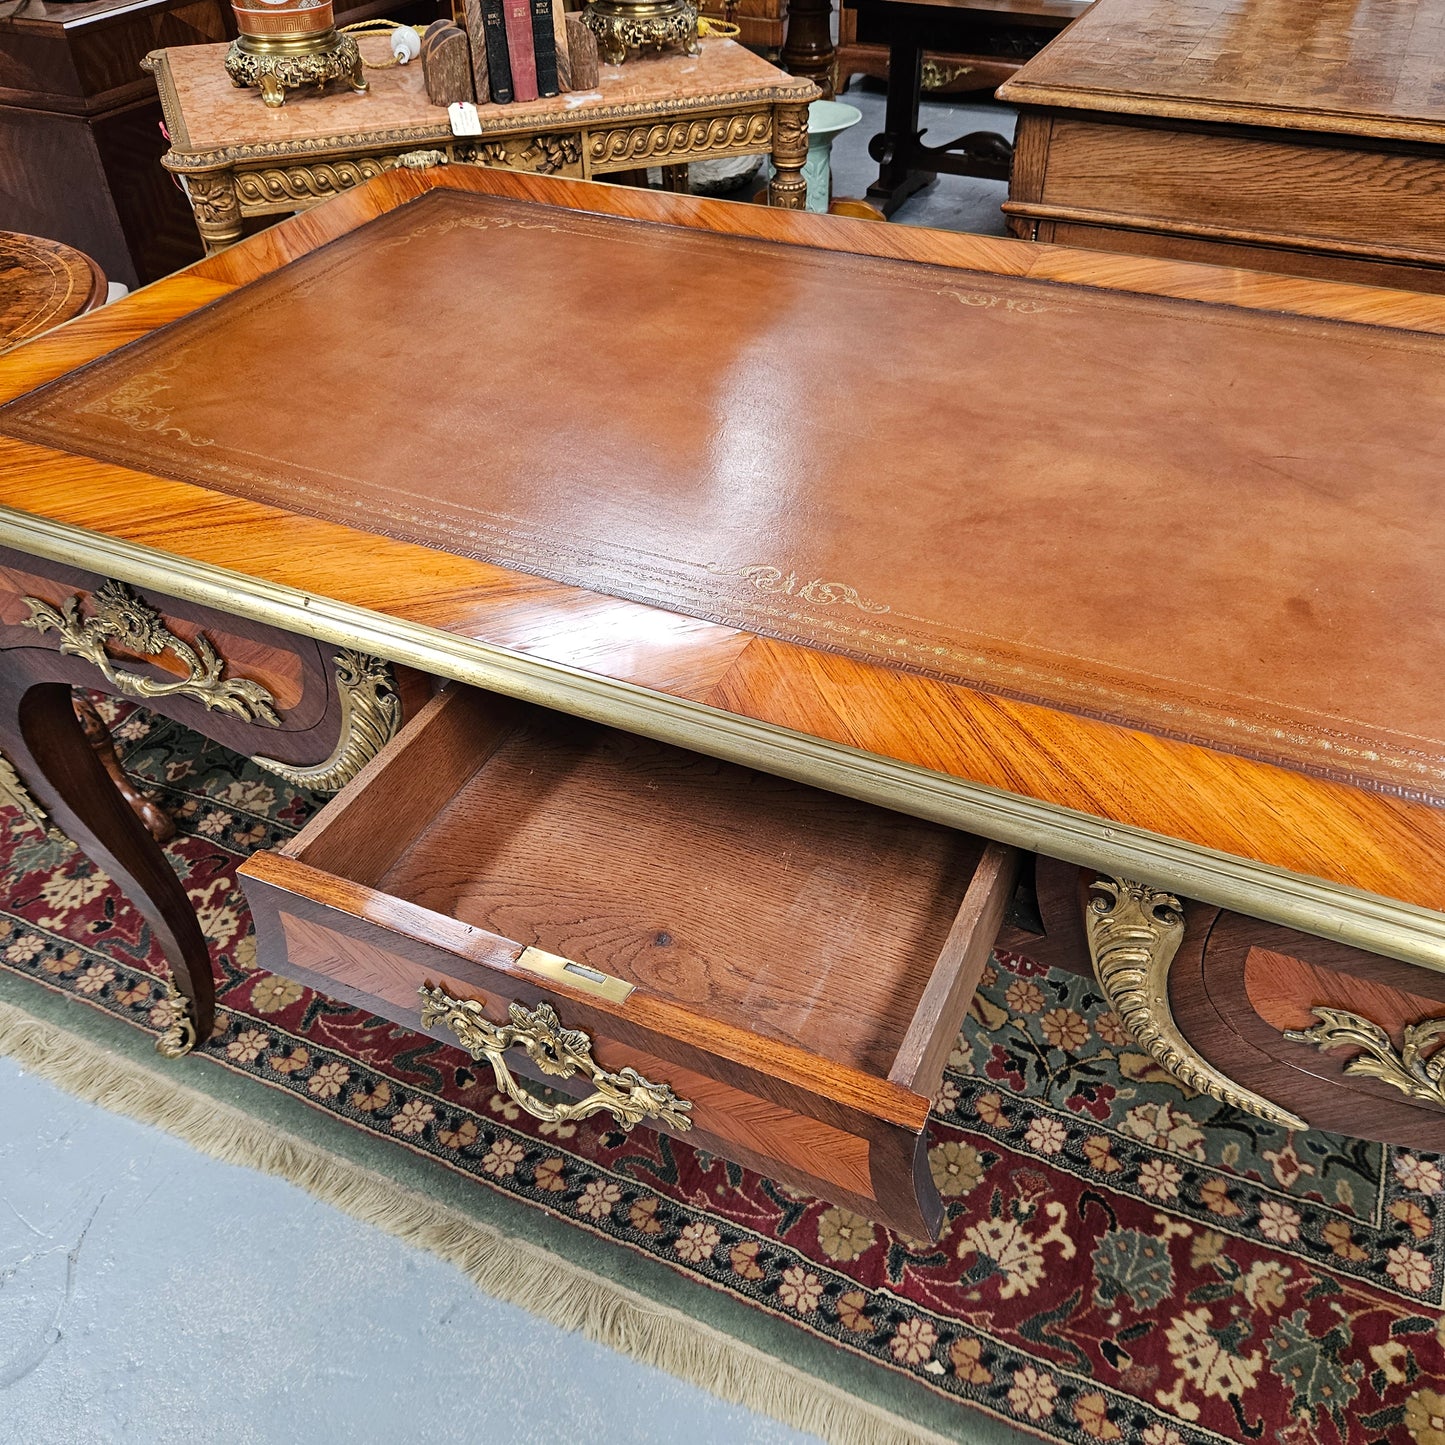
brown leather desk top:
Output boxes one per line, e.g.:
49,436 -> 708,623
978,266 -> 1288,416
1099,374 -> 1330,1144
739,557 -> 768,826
1,169 -> 1443,953
5,185 -> 1442,804
998,0 -> 1445,142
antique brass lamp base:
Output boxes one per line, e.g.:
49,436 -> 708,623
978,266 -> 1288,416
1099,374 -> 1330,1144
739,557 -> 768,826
224,29 -> 368,109
582,0 -> 700,65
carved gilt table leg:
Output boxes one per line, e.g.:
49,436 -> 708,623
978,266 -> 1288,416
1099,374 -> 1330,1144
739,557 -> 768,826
1085,875 -> 1306,1130
768,102 -> 811,209
72,695 -> 176,843
184,171 -> 244,255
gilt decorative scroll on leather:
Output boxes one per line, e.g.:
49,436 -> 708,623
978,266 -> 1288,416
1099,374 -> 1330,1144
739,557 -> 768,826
4,188 -> 1444,803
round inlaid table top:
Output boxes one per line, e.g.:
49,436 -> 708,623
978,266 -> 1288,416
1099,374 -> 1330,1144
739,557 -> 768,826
0,231 -> 107,354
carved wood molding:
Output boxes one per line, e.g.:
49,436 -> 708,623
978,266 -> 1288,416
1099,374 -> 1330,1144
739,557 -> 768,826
589,111 -> 771,163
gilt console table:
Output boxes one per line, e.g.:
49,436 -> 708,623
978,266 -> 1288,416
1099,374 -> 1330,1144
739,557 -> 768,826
144,35 -> 817,251
1000,0 -> 1445,293
2,170 -> 1445,1235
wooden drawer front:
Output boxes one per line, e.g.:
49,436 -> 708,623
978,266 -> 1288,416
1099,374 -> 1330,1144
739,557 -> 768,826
1176,917 -> 1445,1153
238,685 -> 1019,1239
1035,118 -> 1445,264
0,546 -> 426,786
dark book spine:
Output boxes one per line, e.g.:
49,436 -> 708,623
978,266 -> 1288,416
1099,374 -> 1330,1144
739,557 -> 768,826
529,0 -> 559,97
480,0 -> 513,103
503,0 -> 538,101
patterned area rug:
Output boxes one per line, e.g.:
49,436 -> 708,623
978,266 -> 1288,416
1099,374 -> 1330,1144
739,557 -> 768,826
2,698 -> 1444,1445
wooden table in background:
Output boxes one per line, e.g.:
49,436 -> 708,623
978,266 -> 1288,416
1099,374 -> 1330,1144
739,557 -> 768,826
837,0 -> 1083,98
0,0 -> 226,288
0,232 -> 107,353
145,36 -> 818,251
1000,0 -> 1445,293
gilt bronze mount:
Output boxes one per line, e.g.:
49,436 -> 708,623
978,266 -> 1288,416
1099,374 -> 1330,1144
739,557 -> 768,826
225,1 -> 367,109
1085,875 -> 1307,1130
581,0 -> 700,66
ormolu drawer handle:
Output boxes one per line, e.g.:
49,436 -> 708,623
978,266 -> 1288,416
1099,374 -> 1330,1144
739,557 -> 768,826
21,580 -> 281,726
418,983 -> 694,1133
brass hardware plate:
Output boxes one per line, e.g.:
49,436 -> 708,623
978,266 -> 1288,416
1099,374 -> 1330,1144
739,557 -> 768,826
516,946 -> 635,1003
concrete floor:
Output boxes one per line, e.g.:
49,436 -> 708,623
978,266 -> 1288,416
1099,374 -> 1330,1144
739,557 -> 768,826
0,97 -> 1017,1443
0,1057 -> 817,1445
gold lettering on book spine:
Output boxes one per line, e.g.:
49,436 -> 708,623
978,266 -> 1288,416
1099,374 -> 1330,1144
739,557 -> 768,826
1086,876 -> 1307,1130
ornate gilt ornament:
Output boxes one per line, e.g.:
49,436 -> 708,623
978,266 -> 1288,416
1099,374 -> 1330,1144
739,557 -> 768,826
472,135 -> 583,176
252,651 -> 401,793
1085,876 -> 1307,1130
419,984 -> 694,1132
22,581 -> 282,726
0,755 -> 51,834
223,31 -> 367,109
582,0 -> 700,66
591,113 -> 771,164
236,159 -> 388,205
155,981 -> 199,1059
184,173 -> 241,228
921,60 -> 977,90
1284,1007 -> 1445,1108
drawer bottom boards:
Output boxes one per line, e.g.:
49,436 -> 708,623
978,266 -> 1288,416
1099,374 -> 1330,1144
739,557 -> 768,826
239,685 -> 1020,1239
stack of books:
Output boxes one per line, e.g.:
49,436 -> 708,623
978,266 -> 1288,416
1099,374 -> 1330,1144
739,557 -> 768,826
460,0 -> 595,102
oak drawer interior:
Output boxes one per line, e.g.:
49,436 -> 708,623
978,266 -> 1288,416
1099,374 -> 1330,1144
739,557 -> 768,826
238,684 -> 1018,1236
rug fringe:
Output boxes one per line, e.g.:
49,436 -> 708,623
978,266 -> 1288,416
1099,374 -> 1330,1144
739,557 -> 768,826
0,999 -> 959,1445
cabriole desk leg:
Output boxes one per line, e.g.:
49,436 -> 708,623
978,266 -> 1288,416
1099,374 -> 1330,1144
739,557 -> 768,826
769,102 -> 810,209
0,674 -> 213,1058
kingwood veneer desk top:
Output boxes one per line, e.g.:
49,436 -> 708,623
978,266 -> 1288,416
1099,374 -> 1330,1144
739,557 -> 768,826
2,169 -> 1445,1164
1000,0 -> 1445,290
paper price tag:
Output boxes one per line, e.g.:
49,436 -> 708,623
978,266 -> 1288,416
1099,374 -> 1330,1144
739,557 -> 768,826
448,102 -> 482,136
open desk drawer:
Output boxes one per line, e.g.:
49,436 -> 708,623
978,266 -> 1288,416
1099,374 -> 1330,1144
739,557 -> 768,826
238,686 -> 1019,1239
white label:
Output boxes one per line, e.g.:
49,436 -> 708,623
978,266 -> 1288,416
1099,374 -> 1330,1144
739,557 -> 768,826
448,102 -> 482,136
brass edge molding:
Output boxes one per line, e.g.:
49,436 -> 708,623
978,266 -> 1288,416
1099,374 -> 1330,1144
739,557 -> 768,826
418,985 -> 693,1130
1085,877 -> 1307,1130
3,508 -> 1445,972
1284,1007 -> 1445,1108
251,650 -> 401,793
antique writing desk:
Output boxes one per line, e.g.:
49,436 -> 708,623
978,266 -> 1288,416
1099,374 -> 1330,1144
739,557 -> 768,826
1000,0 -> 1445,293
2,169 -> 1444,1237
